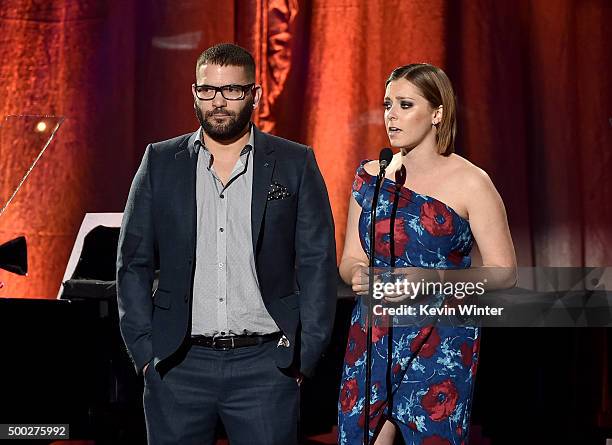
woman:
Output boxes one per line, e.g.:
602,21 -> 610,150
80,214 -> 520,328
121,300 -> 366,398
338,64 -> 517,445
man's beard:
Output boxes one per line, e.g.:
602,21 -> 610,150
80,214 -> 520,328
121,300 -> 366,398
195,97 -> 253,141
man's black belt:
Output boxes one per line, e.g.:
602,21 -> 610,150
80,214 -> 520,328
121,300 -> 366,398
190,332 -> 282,350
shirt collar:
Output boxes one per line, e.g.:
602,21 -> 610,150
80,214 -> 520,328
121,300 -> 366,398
190,124 -> 254,156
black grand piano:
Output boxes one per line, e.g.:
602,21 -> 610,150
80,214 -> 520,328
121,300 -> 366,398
0,115 -> 147,442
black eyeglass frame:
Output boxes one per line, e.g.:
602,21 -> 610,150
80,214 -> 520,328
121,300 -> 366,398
193,83 -> 256,101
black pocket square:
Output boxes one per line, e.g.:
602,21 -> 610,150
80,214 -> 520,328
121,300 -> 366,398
267,181 -> 291,201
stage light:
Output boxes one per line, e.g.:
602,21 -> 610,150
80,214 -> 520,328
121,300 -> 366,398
35,121 -> 47,132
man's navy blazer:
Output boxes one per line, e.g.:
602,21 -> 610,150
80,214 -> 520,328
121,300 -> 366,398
116,126 -> 336,378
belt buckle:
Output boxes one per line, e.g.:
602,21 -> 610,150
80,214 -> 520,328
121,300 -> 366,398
213,337 -> 234,350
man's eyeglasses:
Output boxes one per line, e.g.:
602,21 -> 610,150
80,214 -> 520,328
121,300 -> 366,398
193,83 -> 255,101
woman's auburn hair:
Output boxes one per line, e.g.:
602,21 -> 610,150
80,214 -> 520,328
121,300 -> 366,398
386,63 -> 457,155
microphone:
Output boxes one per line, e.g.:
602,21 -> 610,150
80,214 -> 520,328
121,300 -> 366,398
378,147 -> 393,172
394,164 -> 407,189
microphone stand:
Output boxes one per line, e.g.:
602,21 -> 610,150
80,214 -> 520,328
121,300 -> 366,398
384,165 -> 406,422
364,161 -> 389,445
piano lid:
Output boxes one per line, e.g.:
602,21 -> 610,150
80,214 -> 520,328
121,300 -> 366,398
0,115 -> 64,278
1,115 -> 64,216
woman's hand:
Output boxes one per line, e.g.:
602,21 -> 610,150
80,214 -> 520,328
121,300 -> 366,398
382,267 -> 441,303
351,264 -> 440,301
350,262 -> 369,295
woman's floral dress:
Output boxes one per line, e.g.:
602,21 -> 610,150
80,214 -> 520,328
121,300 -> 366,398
338,161 -> 480,445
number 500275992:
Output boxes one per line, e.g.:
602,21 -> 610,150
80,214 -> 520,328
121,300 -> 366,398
1,424 -> 68,439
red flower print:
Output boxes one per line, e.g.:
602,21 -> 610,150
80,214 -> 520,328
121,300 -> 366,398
399,186 -> 412,199
420,201 -> 454,237
408,421 -> 418,431
447,250 -> 463,265
410,326 -> 441,358
392,363 -> 401,375
460,341 -> 473,368
421,435 -> 451,445
374,218 -> 410,258
358,167 -> 371,182
358,399 -> 386,429
421,379 -> 460,421
393,188 -> 413,209
372,314 -> 389,343
345,323 -> 366,366
340,378 -> 359,413
473,335 -> 481,353
353,174 -> 366,193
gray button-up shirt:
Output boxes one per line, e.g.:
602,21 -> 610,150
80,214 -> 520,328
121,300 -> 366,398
190,127 -> 279,337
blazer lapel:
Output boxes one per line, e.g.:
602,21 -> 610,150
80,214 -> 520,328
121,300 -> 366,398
251,126 -> 275,254
174,134 -> 198,248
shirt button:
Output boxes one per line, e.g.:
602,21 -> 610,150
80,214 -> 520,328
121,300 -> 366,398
219,298 -> 224,302
220,194 -> 225,199
219,227 -> 224,232
221,331 -> 226,335
218,263 -> 224,268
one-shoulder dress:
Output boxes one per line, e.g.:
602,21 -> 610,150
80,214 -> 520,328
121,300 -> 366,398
338,161 -> 480,445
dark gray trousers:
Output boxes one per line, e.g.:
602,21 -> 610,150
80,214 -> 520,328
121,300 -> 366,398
143,340 -> 299,445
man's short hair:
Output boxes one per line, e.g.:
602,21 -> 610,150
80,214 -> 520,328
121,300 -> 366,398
196,43 -> 255,81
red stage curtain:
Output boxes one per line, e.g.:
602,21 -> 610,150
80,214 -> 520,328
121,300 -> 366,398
446,0 -> 612,267
0,0 -> 610,288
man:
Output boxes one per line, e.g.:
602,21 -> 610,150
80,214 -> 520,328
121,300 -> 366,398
116,43 -> 336,445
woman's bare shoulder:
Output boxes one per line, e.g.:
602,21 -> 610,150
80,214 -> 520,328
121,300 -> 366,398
447,154 -> 494,191
363,159 -> 378,176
